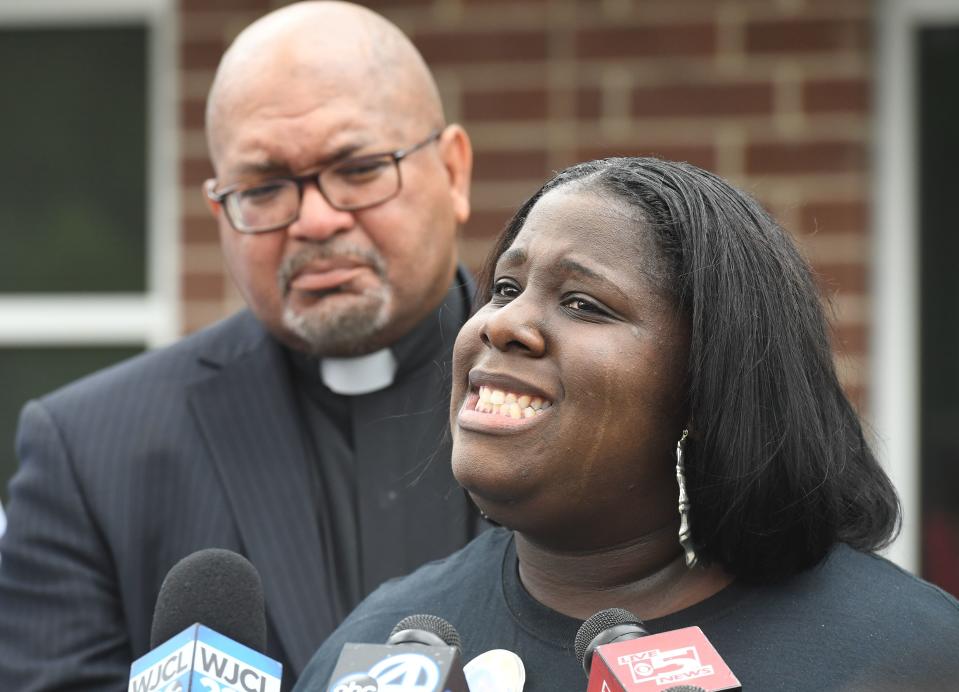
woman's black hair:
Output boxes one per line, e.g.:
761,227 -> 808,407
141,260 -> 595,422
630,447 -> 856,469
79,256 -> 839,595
477,157 -> 900,583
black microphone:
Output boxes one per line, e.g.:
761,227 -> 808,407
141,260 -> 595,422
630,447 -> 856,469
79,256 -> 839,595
575,607 -> 649,677
326,614 -> 469,692
150,548 -> 266,650
129,548 -> 283,692
575,608 -> 740,691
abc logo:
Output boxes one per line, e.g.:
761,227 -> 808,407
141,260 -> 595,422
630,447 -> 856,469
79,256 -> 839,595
329,673 -> 378,692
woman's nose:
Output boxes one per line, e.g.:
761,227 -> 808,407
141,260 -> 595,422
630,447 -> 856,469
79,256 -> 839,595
480,295 -> 546,356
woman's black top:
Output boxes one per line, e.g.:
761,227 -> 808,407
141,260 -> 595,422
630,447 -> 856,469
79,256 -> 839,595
296,528 -> 959,691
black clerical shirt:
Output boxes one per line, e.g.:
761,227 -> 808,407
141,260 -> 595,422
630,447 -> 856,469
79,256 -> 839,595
285,270 -> 479,622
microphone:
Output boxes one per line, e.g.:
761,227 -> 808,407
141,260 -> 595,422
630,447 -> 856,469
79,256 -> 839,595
575,608 -> 740,691
463,648 -> 526,691
128,548 -> 283,692
326,614 -> 469,692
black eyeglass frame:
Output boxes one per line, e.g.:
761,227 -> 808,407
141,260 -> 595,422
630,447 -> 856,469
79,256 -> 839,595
205,128 -> 444,234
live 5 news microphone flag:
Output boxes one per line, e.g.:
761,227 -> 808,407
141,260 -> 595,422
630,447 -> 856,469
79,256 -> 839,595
576,608 -> 740,692
128,548 -> 283,692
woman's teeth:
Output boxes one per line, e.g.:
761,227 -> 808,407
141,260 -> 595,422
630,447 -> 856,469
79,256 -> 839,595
473,385 -> 552,419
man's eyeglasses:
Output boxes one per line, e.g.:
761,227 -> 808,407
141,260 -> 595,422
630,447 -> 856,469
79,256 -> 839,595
205,129 -> 443,234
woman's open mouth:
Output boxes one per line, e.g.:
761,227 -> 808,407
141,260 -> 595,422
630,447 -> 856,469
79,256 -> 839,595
470,385 -> 552,419
457,385 -> 553,433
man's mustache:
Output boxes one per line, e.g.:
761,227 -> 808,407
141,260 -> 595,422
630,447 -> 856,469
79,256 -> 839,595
277,242 -> 387,295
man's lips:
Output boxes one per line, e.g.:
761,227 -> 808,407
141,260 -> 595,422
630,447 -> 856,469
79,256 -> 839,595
288,266 -> 370,293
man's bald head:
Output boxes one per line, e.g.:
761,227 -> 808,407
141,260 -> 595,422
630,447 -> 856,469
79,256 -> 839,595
206,1 -> 444,167
200,0 -> 472,358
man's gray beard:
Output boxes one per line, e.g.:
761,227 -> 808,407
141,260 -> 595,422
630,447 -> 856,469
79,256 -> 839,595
282,285 -> 391,357
278,241 -> 393,357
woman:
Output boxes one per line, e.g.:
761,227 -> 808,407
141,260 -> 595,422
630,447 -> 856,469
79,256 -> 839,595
296,158 -> 959,691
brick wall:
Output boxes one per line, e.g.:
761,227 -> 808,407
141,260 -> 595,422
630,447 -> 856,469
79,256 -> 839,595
178,0 -> 874,407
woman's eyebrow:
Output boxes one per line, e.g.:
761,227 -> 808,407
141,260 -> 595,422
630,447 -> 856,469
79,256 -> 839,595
499,248 -> 632,302
497,247 -> 527,268
556,258 -> 631,303
556,257 -> 602,282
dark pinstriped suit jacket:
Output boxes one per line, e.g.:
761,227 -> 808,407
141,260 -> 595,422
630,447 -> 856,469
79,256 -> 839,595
0,308 -> 476,691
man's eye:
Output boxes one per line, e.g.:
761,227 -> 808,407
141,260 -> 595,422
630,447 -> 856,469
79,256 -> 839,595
334,158 -> 391,182
239,184 -> 285,204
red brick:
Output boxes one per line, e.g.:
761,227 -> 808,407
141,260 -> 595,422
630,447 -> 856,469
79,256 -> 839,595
461,246 -> 496,279
181,38 -> 227,69
463,208 -> 516,241
355,0 -> 432,7
576,24 -> 716,59
182,158 -> 216,188
746,141 -> 867,175
803,78 -> 870,114
473,150 -> 550,182
813,262 -> 868,294
831,323 -> 868,355
745,19 -> 869,54
576,88 -> 603,119
576,145 -> 717,172
182,304 -> 227,335
180,0 -> 269,10
843,384 -> 866,414
413,30 -> 548,65
182,272 -> 225,302
463,88 -> 549,121
183,217 -> 219,244
632,82 -> 773,118
799,200 -> 868,234
181,99 -> 208,130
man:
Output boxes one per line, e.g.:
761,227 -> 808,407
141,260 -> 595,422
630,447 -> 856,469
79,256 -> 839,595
0,2 -> 477,689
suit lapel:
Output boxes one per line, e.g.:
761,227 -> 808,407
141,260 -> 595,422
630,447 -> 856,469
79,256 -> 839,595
187,325 -> 332,676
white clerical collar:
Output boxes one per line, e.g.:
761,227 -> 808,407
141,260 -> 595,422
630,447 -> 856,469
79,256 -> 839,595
319,348 -> 398,395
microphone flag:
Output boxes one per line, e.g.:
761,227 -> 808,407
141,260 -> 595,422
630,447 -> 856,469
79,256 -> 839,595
326,643 -> 467,692
128,623 -> 283,692
586,626 -> 740,692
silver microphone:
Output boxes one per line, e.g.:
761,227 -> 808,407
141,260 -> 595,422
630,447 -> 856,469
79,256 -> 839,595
463,648 -> 525,691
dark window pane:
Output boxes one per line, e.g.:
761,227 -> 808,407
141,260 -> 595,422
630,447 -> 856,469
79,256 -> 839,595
0,26 -> 147,293
0,346 -> 142,502
918,25 -> 959,597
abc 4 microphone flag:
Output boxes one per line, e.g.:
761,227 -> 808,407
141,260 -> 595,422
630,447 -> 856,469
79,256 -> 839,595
327,643 -> 468,692
128,623 -> 282,692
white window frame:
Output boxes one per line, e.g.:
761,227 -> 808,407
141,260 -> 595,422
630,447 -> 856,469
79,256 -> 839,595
874,0 -> 959,571
0,0 -> 178,348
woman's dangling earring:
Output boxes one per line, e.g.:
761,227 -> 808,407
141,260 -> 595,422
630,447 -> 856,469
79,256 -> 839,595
676,428 -> 699,568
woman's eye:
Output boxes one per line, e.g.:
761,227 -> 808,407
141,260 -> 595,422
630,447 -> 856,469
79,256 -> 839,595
491,280 -> 520,301
562,296 -> 607,316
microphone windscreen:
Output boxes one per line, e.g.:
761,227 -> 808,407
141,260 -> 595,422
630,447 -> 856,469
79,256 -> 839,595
464,649 -> 526,692
388,613 -> 462,652
574,607 -> 647,669
150,548 -> 266,652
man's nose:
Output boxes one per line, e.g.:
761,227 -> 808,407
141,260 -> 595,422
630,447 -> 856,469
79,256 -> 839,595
288,181 -> 355,241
